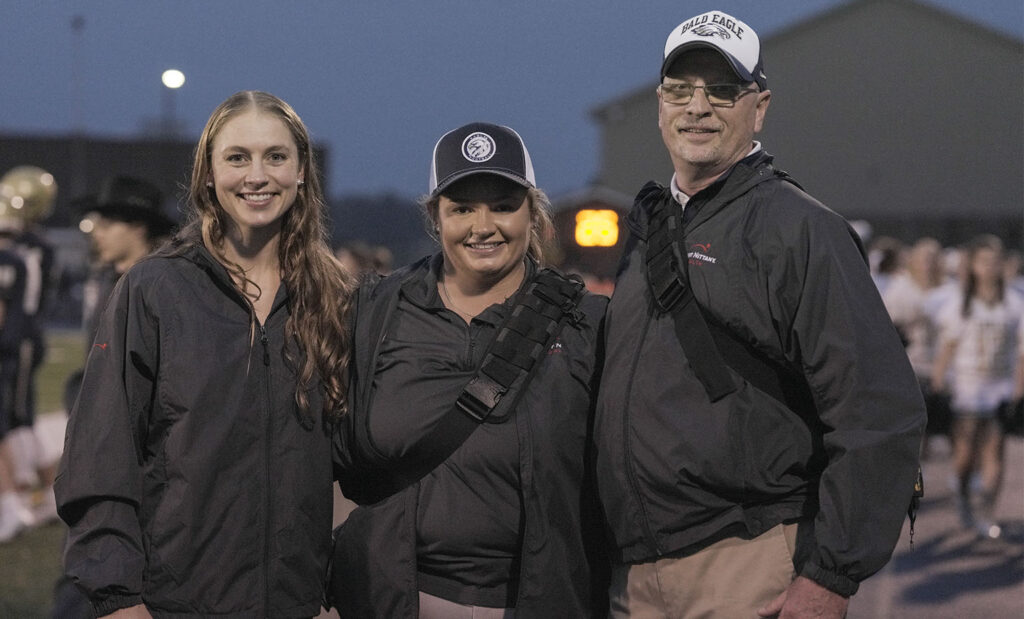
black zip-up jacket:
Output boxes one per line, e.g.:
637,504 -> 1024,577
55,242 -> 335,618
594,151 -> 925,597
332,256 -> 608,617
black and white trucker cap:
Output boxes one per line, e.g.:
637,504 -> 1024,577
428,122 -> 536,198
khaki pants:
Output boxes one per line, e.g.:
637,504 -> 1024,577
418,591 -> 513,619
609,523 -> 799,618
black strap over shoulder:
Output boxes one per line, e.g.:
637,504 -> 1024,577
644,190 -> 738,402
457,270 -> 585,420
642,182 -> 816,411
358,268 -> 586,505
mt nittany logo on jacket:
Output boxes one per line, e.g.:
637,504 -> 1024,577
688,243 -> 718,266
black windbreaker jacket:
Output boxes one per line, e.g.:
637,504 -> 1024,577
594,151 -> 925,597
55,242 -> 335,618
332,256 -> 608,617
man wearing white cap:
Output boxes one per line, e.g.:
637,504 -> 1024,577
593,10 -> 925,618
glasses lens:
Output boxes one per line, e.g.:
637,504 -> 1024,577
706,84 -> 744,104
662,84 -> 693,103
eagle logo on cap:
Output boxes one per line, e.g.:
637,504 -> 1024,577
692,24 -> 731,39
462,132 -> 496,163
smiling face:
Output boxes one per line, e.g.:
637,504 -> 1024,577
436,174 -> 532,289
658,48 -> 771,191
208,110 -> 302,239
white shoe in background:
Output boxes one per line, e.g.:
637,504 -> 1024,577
7,427 -> 40,489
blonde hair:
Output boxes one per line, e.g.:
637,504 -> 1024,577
183,90 -> 354,422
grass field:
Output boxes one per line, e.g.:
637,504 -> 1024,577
0,328 -> 84,618
36,328 -> 85,413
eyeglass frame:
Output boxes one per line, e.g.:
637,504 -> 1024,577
658,81 -> 759,107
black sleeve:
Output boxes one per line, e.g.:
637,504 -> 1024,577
54,271 -> 159,614
333,272 -> 383,495
765,194 -> 925,596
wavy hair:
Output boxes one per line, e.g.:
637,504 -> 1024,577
182,90 -> 354,422
419,186 -> 554,264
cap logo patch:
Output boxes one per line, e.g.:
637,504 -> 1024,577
462,132 -> 496,163
691,23 -> 731,39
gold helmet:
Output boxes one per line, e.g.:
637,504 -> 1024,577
0,193 -> 23,233
0,166 -> 59,223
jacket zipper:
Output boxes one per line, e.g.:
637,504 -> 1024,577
260,324 -> 270,367
259,320 -> 272,614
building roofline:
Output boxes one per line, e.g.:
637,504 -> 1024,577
767,0 -> 1023,50
590,0 -> 1023,119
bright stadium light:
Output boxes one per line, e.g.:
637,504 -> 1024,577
162,69 -> 185,89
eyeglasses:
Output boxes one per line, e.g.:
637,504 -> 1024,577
658,82 -> 758,107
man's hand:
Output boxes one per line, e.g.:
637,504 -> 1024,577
757,576 -> 849,618
102,605 -> 153,619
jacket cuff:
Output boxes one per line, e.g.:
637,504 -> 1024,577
800,561 -> 858,598
92,594 -> 143,617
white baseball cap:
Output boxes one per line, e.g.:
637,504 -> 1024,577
662,10 -> 767,90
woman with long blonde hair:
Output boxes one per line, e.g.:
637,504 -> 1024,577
56,91 -> 354,617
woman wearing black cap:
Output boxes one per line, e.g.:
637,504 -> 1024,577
55,91 -> 354,618
331,122 -> 607,617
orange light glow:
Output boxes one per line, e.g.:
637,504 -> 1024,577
574,209 -> 619,247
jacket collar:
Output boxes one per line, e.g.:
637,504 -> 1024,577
396,252 -> 537,323
627,149 -> 781,240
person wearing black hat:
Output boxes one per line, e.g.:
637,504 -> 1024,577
81,176 -> 174,268
77,176 -> 176,349
592,9 -> 925,618
330,122 -> 608,617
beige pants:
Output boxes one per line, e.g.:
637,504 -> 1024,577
418,591 -> 513,619
609,523 -> 799,618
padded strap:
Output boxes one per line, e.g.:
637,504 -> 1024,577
641,185 -> 819,418
644,192 -> 737,402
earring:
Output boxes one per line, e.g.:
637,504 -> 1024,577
206,181 -> 213,188
297,179 -> 305,186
